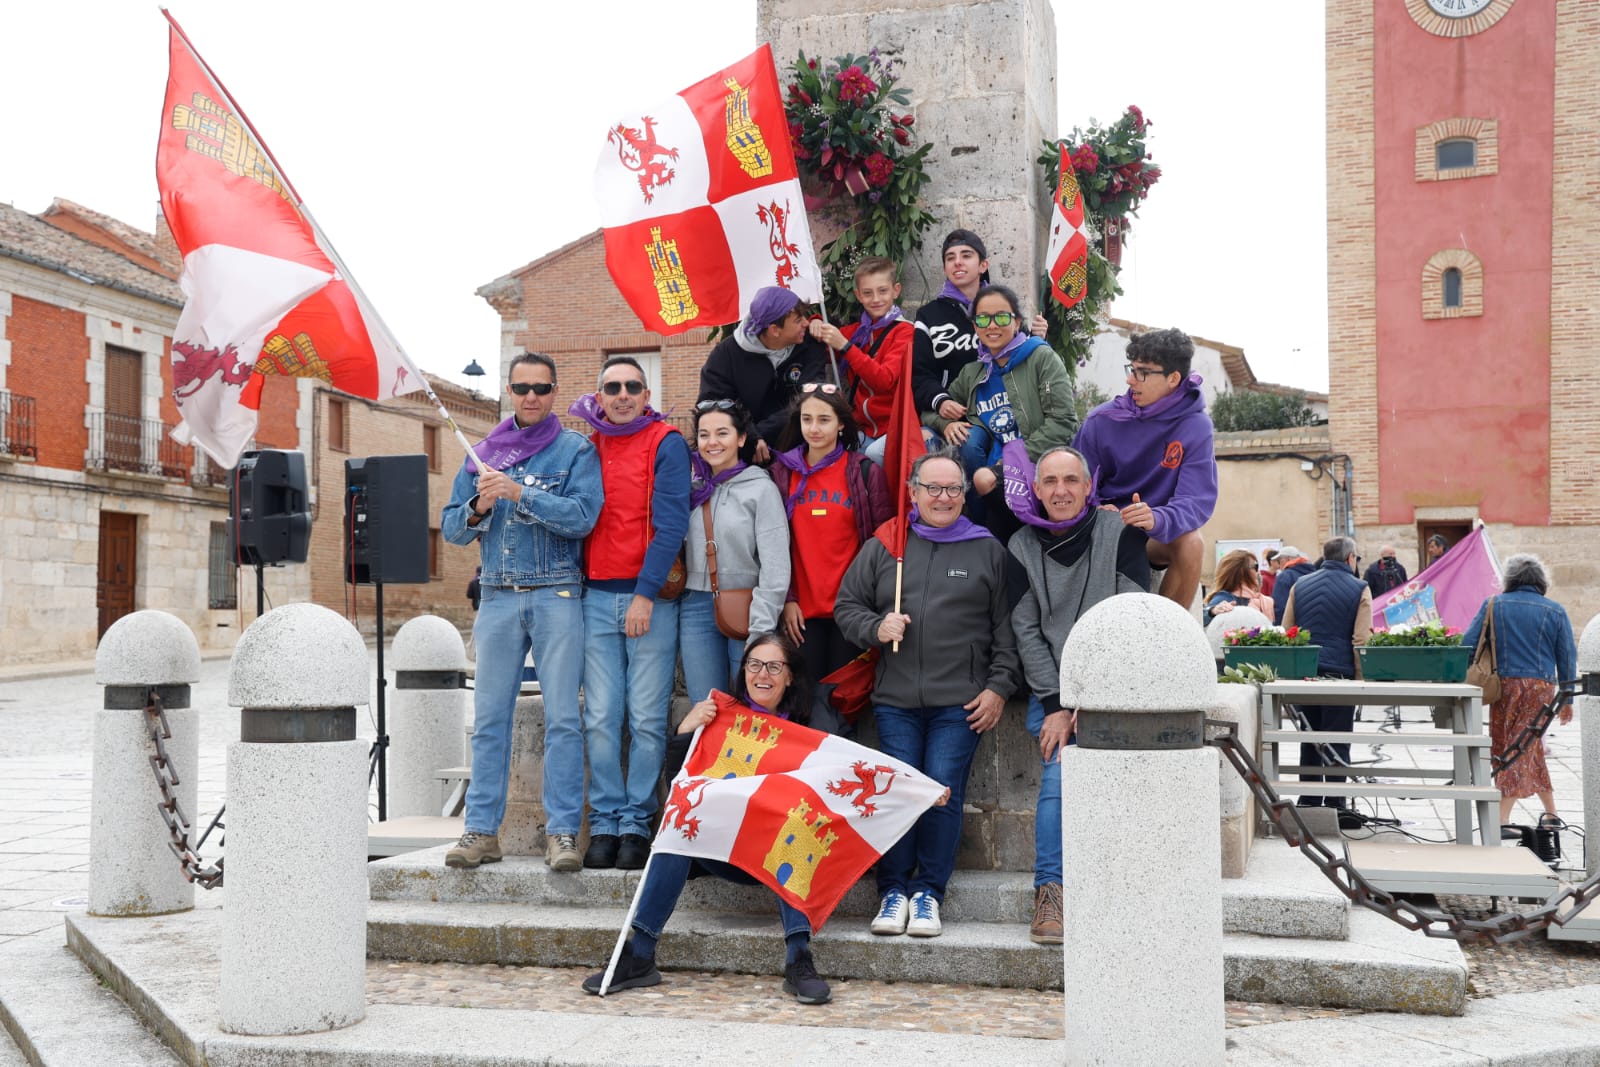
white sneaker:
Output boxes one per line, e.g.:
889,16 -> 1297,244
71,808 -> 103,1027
870,890 -> 909,935
906,890 -> 942,937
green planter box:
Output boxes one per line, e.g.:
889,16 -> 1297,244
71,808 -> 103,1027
1357,645 -> 1471,683
1223,645 -> 1321,679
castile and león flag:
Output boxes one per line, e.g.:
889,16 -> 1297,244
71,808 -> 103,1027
1044,142 -> 1090,311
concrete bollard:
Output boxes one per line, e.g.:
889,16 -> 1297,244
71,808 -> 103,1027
388,616 -> 468,819
1578,614 -> 1600,877
1058,594 -> 1224,1067
220,603 -> 369,1035
91,611 -> 201,917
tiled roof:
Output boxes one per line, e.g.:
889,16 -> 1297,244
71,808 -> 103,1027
0,201 -> 182,308
40,198 -> 163,264
1213,424 -> 1332,456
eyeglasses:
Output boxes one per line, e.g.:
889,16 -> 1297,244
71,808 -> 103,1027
601,380 -> 646,396
695,398 -> 738,413
913,482 -> 965,498
972,312 -> 1015,328
508,382 -> 554,397
1124,363 -> 1167,382
744,658 -> 788,676
800,382 -> 840,395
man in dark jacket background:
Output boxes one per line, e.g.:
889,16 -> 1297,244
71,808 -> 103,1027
1364,545 -> 1408,598
1270,546 -> 1316,622
698,286 -> 828,462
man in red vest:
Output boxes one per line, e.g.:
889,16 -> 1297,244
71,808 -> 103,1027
569,356 -> 692,870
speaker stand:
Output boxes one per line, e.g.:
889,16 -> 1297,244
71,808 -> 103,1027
372,580 -> 389,822
254,563 -> 266,619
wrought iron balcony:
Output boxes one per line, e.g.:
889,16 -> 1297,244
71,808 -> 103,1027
191,439 -> 253,488
0,391 -> 38,459
87,412 -> 191,480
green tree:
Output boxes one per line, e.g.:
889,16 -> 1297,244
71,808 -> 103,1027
1209,390 -> 1317,432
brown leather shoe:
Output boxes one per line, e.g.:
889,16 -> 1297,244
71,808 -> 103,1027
1030,882 -> 1064,944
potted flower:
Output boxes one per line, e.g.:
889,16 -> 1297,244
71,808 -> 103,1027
1358,621 -> 1469,682
1221,626 -> 1319,680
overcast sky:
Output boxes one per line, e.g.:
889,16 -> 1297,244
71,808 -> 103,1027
2,1 -> 1327,392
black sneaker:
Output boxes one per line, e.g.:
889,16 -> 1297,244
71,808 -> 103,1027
782,948 -> 832,1005
584,834 -> 619,869
581,943 -> 661,995
616,833 -> 651,870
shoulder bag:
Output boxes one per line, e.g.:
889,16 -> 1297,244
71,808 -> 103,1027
704,498 -> 754,640
1465,597 -> 1502,704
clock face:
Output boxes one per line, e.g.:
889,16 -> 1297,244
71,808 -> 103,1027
1427,0 -> 1494,16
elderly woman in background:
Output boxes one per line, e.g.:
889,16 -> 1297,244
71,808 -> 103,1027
1459,553 -> 1577,826
1204,548 -> 1275,626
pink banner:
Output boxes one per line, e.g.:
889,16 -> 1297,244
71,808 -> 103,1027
1372,526 -> 1502,633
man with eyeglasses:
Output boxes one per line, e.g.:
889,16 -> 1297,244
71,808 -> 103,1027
569,355 -> 691,870
698,285 -> 828,463
834,450 -> 1021,939
441,352 -> 603,873
1072,327 -> 1217,611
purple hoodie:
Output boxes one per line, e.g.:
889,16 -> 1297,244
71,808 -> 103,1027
1072,374 -> 1217,544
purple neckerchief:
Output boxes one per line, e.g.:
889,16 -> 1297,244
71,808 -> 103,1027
567,393 -> 665,437
464,414 -> 562,473
975,330 -> 1030,384
770,443 -> 845,517
690,453 -> 749,511
999,439 -> 1098,535
744,699 -> 791,721
849,306 -> 903,349
1102,373 -> 1205,422
909,506 -> 993,544
936,279 -> 974,316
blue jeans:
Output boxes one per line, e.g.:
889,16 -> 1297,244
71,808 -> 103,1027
1027,694 -> 1075,887
872,703 -> 982,902
955,424 -> 994,477
632,851 -> 811,941
467,584 -> 585,837
582,588 -> 680,838
678,590 -> 743,702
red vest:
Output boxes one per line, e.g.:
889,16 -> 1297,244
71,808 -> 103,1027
585,421 -> 676,582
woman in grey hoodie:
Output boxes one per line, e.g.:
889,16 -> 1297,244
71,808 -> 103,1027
679,399 -> 792,700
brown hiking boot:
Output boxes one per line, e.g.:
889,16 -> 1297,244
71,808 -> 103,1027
546,833 -> 581,873
445,831 -> 502,869
1030,882 -> 1064,944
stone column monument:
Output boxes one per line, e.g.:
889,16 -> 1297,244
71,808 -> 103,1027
757,0 -> 1059,305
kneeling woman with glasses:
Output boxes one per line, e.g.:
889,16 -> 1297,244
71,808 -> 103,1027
582,633 -> 845,1004
770,384 -> 891,681
679,399 -> 791,699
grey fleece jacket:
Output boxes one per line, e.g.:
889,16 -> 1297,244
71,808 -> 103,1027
833,530 -> 1020,709
683,464 -> 791,640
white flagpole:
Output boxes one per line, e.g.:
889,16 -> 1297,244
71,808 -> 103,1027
161,9 -> 487,473
598,850 -> 653,997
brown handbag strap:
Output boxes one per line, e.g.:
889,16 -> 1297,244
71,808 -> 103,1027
1484,597 -> 1495,659
702,500 -> 721,595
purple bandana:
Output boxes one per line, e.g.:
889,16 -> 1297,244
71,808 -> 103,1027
1102,373 -> 1205,422
999,439 -> 1097,536
567,393 -> 665,437
975,330 -> 1029,385
909,506 -> 993,544
771,443 -> 845,517
690,453 -> 749,510
936,279 -> 974,316
465,414 -> 562,473
849,306 -> 903,349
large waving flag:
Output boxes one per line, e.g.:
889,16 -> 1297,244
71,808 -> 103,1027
594,45 -> 821,334
654,691 -> 945,930
1373,526 -> 1502,633
157,14 -> 426,468
1044,142 -> 1090,311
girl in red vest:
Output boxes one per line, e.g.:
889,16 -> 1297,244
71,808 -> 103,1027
770,386 -> 891,682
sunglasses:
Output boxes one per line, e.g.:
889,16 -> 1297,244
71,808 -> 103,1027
508,382 -> 554,397
972,311 -> 1015,328
800,382 -> 840,395
601,380 -> 646,396
695,398 -> 738,413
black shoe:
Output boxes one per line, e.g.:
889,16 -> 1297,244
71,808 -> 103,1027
583,834 -> 619,869
581,943 -> 661,995
616,833 -> 650,870
782,948 -> 832,1005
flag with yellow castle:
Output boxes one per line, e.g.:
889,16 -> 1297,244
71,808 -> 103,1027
654,691 -> 946,930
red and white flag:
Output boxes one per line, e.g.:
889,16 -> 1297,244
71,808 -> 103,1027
655,692 -> 945,930
1044,142 -> 1090,311
156,15 -> 423,468
593,45 -> 821,334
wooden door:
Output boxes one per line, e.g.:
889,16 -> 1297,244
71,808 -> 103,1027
97,512 -> 138,637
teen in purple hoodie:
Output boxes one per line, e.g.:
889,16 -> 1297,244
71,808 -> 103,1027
1073,328 -> 1217,610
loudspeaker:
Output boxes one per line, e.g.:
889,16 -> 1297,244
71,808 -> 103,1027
344,454 -> 430,585
227,450 -> 310,566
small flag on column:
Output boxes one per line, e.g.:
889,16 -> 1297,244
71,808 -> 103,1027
1044,142 -> 1091,311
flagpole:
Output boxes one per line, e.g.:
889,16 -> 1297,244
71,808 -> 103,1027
160,8 -> 486,473
816,297 -> 842,387
598,850 -> 653,997
892,561 -> 904,653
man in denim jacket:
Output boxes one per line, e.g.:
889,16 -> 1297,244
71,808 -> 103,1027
442,352 -> 603,872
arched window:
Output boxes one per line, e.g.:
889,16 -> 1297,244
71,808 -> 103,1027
1415,119 -> 1497,181
1436,138 -> 1476,171
1442,268 -> 1463,308
1422,250 -> 1482,319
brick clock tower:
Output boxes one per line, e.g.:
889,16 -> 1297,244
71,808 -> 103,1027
1326,0 -> 1600,623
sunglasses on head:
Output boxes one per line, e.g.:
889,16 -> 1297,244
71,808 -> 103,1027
800,382 -> 840,395
695,398 -> 738,413
601,379 -> 646,396
508,382 -> 554,397
972,311 -> 1015,328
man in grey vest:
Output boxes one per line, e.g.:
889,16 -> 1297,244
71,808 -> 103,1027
1003,443 -> 1149,943
1282,536 -> 1373,821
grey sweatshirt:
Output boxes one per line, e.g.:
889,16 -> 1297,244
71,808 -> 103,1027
684,464 -> 791,640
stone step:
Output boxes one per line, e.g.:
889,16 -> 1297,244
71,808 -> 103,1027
368,840 -> 1350,939
364,897 -> 1466,1014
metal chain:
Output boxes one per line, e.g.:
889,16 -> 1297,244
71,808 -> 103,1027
1205,717 -> 1600,945
143,688 -> 224,890
1490,681 -> 1577,780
